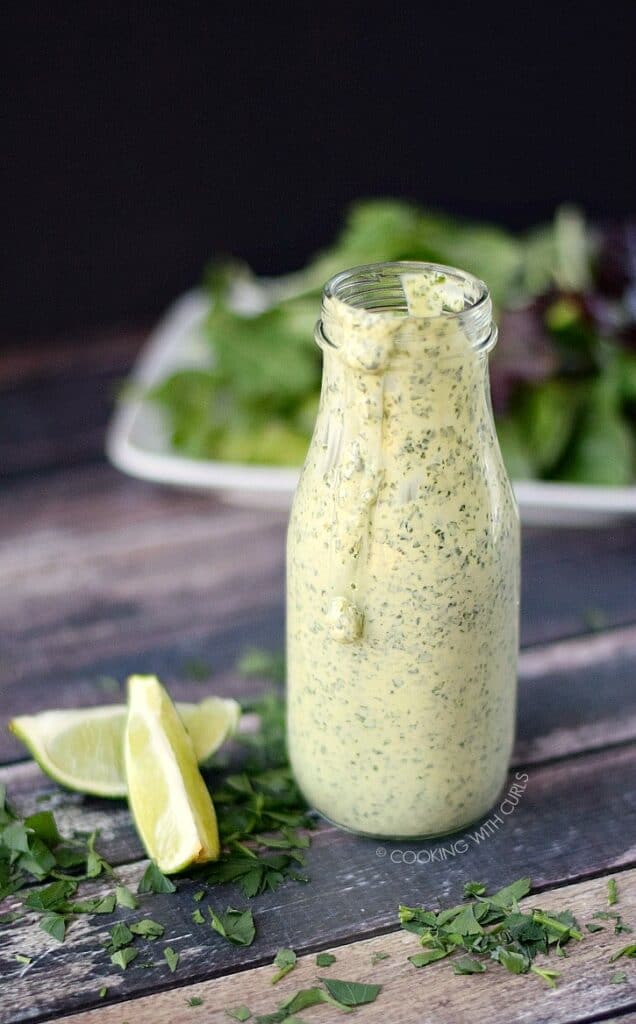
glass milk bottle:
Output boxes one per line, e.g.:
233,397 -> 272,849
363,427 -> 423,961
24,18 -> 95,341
286,262 -> 520,839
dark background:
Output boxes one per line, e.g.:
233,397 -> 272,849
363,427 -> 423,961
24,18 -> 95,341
4,3 -> 635,342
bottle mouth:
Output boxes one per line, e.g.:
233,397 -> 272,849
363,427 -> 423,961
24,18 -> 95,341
319,260 -> 495,359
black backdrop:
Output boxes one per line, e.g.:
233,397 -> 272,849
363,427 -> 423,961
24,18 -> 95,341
4,3 -> 635,340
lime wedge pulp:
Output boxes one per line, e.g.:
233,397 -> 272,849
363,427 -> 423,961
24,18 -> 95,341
124,675 -> 221,872
9,693 -> 240,799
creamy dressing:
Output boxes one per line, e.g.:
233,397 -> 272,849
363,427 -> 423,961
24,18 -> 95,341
286,264 -> 519,839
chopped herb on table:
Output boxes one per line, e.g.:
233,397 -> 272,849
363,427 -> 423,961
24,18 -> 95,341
111,947 -> 138,970
400,876 -> 584,986
209,907 -> 256,946
164,946 -> 180,972
271,947 -> 297,984
316,952 -> 337,967
610,970 -> 628,983
607,878 -> 619,906
610,943 -> 636,962
107,921 -> 134,951
320,978 -> 383,1007
130,918 -> 164,938
370,951 -> 390,964
594,911 -> 633,934
137,862 -> 177,894
235,977 -> 382,1022
4,667 -> 632,1008
116,884 -> 139,909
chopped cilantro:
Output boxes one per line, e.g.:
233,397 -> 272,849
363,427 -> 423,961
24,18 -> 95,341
116,885 -> 139,909
453,957 -> 486,975
68,894 -> 117,915
463,881 -> 487,897
130,918 -> 164,939
111,947 -> 138,970
316,952 -> 337,967
280,987 -> 347,1014
164,946 -> 180,972
186,996 -> 204,1007
271,947 -> 296,984
610,943 -> 636,962
586,922 -> 605,933
610,969 -> 628,983
409,949 -> 450,968
320,978 -> 382,1006
399,876 -> 583,987
85,831 -> 113,879
107,922 -> 134,950
137,862 -> 177,894
494,947 -> 530,974
594,911 -> 633,934
209,907 -> 256,946
371,951 -> 390,964
39,912 -> 67,942
25,879 -> 77,911
530,966 -> 560,988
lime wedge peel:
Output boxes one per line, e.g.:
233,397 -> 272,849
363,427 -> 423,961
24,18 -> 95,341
124,675 -> 221,872
9,693 -> 241,799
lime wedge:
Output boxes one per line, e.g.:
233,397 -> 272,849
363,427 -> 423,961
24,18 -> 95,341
124,675 -> 220,872
9,693 -> 240,799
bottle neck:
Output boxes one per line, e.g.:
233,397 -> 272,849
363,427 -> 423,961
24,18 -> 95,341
317,260 -> 496,374
319,345 -> 491,442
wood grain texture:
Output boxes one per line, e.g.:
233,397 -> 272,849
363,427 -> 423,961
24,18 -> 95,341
2,353 -> 636,1024
2,620 -> 636,881
515,623 -> 636,763
50,869 -> 636,1024
0,332 -> 143,478
2,463 -> 636,764
3,742 -> 636,1022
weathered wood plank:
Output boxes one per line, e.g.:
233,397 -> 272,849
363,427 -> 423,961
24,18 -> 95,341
0,333 -> 143,478
516,623 -> 636,763
0,468 -> 287,762
2,743 -> 636,1022
4,615 -> 636,885
2,465 -> 636,765
3,618 -> 636,844
49,868 -> 636,1024
0,334 -> 143,390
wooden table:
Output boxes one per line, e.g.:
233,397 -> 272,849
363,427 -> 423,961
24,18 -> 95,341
2,333 -> 636,1024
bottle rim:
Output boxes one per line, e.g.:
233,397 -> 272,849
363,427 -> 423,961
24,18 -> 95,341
318,260 -> 496,360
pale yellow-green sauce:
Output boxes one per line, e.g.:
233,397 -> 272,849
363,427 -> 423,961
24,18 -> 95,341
286,270 -> 519,838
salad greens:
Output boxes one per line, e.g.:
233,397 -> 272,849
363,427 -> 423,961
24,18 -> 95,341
146,199 -> 636,485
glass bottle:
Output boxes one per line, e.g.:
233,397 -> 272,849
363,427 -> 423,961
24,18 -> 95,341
286,261 -> 520,839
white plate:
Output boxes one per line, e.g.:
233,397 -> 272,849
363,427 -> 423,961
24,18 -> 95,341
106,292 -> 636,523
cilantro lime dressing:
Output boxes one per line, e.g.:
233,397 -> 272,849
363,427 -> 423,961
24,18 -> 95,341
287,262 -> 519,839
